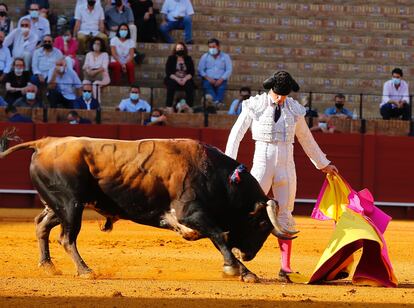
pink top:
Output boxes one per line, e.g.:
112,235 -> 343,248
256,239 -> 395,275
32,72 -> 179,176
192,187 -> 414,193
83,51 -> 109,72
53,36 -> 79,58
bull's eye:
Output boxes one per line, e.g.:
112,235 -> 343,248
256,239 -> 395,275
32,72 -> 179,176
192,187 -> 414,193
259,221 -> 269,230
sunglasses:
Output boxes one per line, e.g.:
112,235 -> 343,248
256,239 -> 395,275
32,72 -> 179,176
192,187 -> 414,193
83,90 -> 92,93
21,24 -> 30,27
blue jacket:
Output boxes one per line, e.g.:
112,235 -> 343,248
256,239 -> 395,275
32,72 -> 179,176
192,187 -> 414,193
73,97 -> 100,110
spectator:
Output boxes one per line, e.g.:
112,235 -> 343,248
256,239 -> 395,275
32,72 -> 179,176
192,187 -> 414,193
18,3 -> 50,42
198,38 -> 232,109
160,0 -> 194,44
74,0 -> 107,54
67,110 -> 92,124
109,23 -> 135,84
14,84 -> 42,108
144,108 -> 167,126
31,35 -> 63,88
380,68 -> 410,120
5,105 -> 33,123
310,114 -> 337,134
4,58 -> 32,105
0,3 -> 14,35
83,36 -> 110,99
47,58 -> 82,108
117,84 -> 151,112
73,81 -> 100,110
4,18 -> 38,70
0,30 -> 12,83
129,0 -> 157,42
300,96 -> 318,118
53,28 -> 80,74
0,95 -> 6,106
174,97 -> 192,113
105,0 -> 137,42
164,42 -> 195,109
25,0 -> 50,11
75,0 -> 102,11
228,86 -> 251,115
324,93 -> 353,118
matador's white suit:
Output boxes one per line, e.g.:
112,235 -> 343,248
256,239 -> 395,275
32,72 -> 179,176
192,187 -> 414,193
225,92 -> 330,231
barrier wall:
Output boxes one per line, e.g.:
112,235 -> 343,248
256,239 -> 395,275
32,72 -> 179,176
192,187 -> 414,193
1,123 -> 414,214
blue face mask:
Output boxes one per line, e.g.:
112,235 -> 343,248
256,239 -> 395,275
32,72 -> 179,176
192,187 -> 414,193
26,92 -> 36,100
30,10 -> 39,18
130,93 -> 139,101
119,30 -> 128,38
208,48 -> 218,56
83,91 -> 92,101
392,77 -> 401,85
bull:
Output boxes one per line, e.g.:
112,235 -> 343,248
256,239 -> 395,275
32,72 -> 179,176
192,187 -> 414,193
0,133 -> 297,282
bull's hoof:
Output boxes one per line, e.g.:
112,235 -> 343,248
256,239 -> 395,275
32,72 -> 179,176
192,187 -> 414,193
77,269 -> 96,279
39,261 -> 62,275
241,272 -> 260,283
223,265 -> 240,276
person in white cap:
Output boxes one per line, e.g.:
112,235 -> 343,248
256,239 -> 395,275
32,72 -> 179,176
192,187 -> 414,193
225,71 -> 338,281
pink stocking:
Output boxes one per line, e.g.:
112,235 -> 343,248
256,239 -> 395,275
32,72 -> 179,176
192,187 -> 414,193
278,239 -> 292,273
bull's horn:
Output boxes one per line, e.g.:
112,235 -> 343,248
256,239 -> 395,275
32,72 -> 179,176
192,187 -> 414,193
271,229 -> 298,241
266,200 -> 298,239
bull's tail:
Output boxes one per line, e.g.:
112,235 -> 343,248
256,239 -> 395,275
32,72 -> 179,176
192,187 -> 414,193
0,140 -> 40,159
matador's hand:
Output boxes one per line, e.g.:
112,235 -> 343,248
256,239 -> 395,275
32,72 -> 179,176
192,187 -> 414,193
321,164 -> 338,174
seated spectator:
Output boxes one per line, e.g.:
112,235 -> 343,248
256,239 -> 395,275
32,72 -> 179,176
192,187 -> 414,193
144,108 -> 167,126
0,95 -> 6,106
47,58 -> 82,108
310,114 -> 337,134
0,30 -> 12,83
5,105 -> 33,123
25,0 -> 50,12
129,0 -> 157,42
73,81 -> 100,110
4,58 -> 32,105
67,110 -> 92,124
31,35 -> 63,88
380,67 -> 410,121
18,3 -> 50,42
174,97 -> 192,113
83,36 -> 110,99
74,0 -> 107,54
164,42 -> 194,109
160,0 -> 194,44
53,28 -> 80,74
228,86 -> 251,115
117,84 -> 151,112
0,3 -> 14,35
300,96 -> 318,118
4,18 -> 38,70
198,38 -> 232,109
75,0 -> 102,11
324,93 -> 353,118
14,84 -> 42,108
105,0 -> 137,42
109,24 -> 135,84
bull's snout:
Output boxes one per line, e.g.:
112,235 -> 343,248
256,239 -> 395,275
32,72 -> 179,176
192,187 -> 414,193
231,248 -> 255,262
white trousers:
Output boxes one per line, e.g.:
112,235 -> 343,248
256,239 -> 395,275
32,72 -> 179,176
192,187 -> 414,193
250,141 -> 297,229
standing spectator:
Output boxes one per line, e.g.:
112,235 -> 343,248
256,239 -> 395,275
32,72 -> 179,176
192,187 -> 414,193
105,0 -> 137,43
198,38 -> 232,108
228,86 -> 251,115
31,35 -> 63,88
53,28 -> 80,74
83,37 -> 110,99
73,81 -> 100,110
164,42 -> 195,108
0,3 -> 14,35
67,110 -> 92,124
117,84 -> 151,112
160,0 -> 194,44
5,105 -> 33,123
13,84 -> 42,108
74,0 -> 107,54
380,68 -> 410,120
4,18 -> 38,70
47,58 -> 82,108
4,58 -> 32,105
324,93 -> 354,118
129,0 -> 157,42
109,24 -> 135,85
0,30 -> 12,83
18,3 -> 50,42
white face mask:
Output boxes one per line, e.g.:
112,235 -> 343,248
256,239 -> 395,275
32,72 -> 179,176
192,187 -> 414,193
59,66 -> 65,73
63,35 -> 70,42
69,120 -> 78,124
150,116 -> 159,122
21,27 -> 30,34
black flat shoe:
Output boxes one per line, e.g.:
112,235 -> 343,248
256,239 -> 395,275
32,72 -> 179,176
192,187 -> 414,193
278,269 -> 293,283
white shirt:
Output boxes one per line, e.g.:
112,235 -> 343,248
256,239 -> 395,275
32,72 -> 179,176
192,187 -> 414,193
381,79 -> 409,107
0,45 -> 12,74
118,98 -> 151,112
3,28 -> 38,58
18,15 -> 51,40
110,37 -> 135,64
83,51 -> 109,71
75,0 -> 102,11
32,47 -> 63,78
161,0 -> 194,22
75,4 -> 104,36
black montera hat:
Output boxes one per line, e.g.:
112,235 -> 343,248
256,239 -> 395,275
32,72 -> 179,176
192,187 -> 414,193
262,71 -> 300,95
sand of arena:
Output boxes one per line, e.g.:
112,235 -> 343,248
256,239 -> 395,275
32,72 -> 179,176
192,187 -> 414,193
0,208 -> 413,307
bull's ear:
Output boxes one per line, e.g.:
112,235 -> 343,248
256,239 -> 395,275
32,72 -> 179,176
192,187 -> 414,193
249,202 -> 266,216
